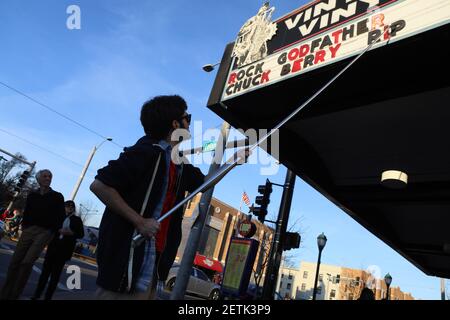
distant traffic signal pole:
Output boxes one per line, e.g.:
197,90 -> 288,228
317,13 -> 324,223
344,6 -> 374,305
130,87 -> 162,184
261,168 -> 296,300
252,179 -> 273,222
0,147 -> 36,213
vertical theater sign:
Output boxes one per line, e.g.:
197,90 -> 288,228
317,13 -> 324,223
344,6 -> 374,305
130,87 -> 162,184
223,0 -> 450,100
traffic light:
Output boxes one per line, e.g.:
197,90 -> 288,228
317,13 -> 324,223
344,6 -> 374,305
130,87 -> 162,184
252,179 -> 272,222
283,232 -> 301,251
14,170 -> 30,192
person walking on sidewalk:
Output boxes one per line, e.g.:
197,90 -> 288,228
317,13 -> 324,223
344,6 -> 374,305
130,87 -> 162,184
0,169 -> 65,300
31,200 -> 84,300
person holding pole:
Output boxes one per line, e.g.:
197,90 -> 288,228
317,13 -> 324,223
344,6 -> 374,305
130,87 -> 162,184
90,95 -> 205,299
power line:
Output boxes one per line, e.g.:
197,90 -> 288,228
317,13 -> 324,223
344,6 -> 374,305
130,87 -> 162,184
0,127 -> 97,178
0,80 -> 124,149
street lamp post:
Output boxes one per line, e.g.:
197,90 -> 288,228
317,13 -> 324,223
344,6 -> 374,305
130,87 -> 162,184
312,232 -> 327,300
384,273 -> 392,300
70,137 -> 112,200
202,62 -> 220,73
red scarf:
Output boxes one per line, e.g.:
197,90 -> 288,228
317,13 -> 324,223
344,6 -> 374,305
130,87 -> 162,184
155,161 -> 178,253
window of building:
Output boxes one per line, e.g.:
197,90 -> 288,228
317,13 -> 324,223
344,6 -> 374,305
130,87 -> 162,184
288,274 -> 293,280
218,215 -> 232,260
303,271 -> 308,279
330,289 -> 336,299
287,283 -> 291,290
301,283 -> 306,291
281,274 -> 284,278
335,274 -> 340,284
198,226 -> 219,258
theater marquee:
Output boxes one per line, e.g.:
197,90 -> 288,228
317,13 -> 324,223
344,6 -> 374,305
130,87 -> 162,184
222,0 -> 450,101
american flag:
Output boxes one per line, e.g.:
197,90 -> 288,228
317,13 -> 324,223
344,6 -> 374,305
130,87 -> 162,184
242,191 -> 251,207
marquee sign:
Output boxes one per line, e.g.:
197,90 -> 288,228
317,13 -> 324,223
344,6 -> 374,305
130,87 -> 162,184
222,0 -> 450,101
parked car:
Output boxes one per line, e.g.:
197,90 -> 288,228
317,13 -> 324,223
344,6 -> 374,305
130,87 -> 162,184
165,264 -> 221,300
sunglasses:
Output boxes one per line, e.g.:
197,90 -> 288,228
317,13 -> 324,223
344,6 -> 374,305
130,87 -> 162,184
179,113 -> 191,124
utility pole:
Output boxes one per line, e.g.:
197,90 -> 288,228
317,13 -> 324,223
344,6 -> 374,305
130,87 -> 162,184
170,122 -> 231,300
441,278 -> 446,300
0,147 -> 36,212
261,168 -> 296,300
70,137 -> 112,201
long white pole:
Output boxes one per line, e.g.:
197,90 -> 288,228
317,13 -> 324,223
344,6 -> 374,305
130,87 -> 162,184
70,146 -> 96,201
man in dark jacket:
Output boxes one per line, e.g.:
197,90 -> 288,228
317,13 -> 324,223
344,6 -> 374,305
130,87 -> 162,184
90,95 -> 205,299
31,200 -> 84,300
0,169 -> 65,300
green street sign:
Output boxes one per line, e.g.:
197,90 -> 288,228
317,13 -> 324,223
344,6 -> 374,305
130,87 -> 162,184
202,141 -> 217,153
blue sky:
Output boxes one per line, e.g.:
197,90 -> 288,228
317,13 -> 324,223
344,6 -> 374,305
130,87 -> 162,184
0,0 -> 445,299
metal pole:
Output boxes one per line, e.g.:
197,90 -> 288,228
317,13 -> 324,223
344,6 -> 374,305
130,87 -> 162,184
234,198 -> 244,237
170,122 -> 231,300
386,285 -> 390,300
275,252 -> 284,298
70,145 -> 97,201
255,232 -> 267,294
261,168 -> 296,300
0,148 -> 34,166
312,249 -> 322,300
441,278 -> 446,300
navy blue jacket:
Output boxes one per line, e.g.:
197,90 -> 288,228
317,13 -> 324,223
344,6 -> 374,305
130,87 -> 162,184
95,136 -> 204,292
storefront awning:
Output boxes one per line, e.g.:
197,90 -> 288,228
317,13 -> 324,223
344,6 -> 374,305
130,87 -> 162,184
194,254 -> 223,273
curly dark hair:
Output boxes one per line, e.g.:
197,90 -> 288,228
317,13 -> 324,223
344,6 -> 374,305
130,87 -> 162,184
140,95 -> 187,140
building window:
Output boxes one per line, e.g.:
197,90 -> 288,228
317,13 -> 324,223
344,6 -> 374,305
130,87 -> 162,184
301,283 -> 306,291
287,283 -> 291,290
288,275 -> 293,280
218,215 -> 232,260
303,271 -> 308,279
319,274 -> 323,281
335,274 -> 340,284
281,274 -> 284,278
330,289 -> 336,299
198,226 -> 219,258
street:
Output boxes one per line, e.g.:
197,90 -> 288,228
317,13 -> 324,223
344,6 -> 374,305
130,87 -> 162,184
0,238 -> 202,300
0,238 -> 98,300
